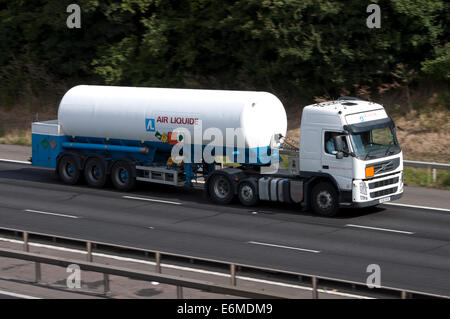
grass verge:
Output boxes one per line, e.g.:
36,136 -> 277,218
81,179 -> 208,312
0,129 -> 31,146
403,167 -> 450,190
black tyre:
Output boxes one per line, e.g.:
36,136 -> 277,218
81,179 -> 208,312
84,157 -> 107,188
238,181 -> 259,206
111,160 -> 136,191
208,174 -> 234,204
311,182 -> 339,217
58,155 -> 81,185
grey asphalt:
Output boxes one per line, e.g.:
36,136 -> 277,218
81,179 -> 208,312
0,144 -> 32,162
0,160 -> 449,297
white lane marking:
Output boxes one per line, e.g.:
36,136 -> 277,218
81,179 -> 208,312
384,202 -> 450,212
346,224 -> 414,235
247,241 -> 321,254
0,158 -> 31,165
0,237 -> 370,299
123,195 -> 182,205
24,209 -> 79,219
0,289 -> 40,299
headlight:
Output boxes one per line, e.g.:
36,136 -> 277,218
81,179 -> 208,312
360,182 -> 367,195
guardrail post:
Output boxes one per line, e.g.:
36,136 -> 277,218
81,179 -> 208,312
23,232 -> 29,252
103,274 -> 110,294
35,262 -> 41,283
155,252 -> 161,273
176,286 -> 183,299
432,168 -> 437,183
230,264 -> 236,286
312,276 -> 318,299
86,241 -> 92,262
401,291 -> 411,299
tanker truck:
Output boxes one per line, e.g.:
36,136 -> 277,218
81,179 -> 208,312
31,85 -> 403,216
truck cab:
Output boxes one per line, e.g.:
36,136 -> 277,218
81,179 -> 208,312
297,97 -> 403,213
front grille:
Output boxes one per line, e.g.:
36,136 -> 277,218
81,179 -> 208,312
367,158 -> 400,176
370,187 -> 397,198
369,177 -> 399,189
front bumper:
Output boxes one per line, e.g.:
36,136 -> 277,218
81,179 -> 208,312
351,192 -> 403,208
349,171 -> 403,208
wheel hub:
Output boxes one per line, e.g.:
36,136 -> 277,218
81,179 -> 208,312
317,190 -> 333,209
240,185 -> 253,201
65,164 -> 74,177
214,176 -> 230,199
119,168 -> 128,183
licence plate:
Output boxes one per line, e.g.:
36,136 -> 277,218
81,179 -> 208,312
379,197 -> 391,203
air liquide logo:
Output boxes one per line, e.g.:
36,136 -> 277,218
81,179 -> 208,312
146,118 -> 156,132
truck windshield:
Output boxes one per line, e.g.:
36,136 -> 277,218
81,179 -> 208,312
349,126 -> 400,160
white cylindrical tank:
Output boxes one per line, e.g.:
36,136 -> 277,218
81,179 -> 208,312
58,85 -> 287,149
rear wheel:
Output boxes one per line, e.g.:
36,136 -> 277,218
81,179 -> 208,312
84,157 -> 107,188
111,160 -> 136,191
311,182 -> 339,217
238,181 -> 259,206
208,174 -> 234,204
58,155 -> 81,185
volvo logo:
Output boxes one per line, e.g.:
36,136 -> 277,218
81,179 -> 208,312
375,161 -> 392,174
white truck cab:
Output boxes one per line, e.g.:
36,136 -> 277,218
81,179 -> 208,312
297,97 -> 403,212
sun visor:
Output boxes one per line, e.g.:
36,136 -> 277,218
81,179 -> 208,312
344,117 -> 394,133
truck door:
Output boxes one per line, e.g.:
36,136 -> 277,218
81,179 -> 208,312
321,131 -> 353,192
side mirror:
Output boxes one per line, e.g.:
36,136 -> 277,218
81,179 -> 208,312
333,136 -> 345,152
336,151 -> 344,159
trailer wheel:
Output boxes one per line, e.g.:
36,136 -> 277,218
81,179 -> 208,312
111,160 -> 136,191
84,157 -> 107,188
311,182 -> 339,217
58,155 -> 81,185
208,174 -> 234,204
238,181 -> 259,207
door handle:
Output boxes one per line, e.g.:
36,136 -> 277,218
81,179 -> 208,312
322,165 -> 329,169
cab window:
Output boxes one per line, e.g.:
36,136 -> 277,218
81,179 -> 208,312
324,132 -> 348,155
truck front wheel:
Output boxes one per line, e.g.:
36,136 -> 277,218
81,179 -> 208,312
111,160 -> 136,191
58,155 -> 81,185
208,174 -> 234,204
311,182 -> 339,217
